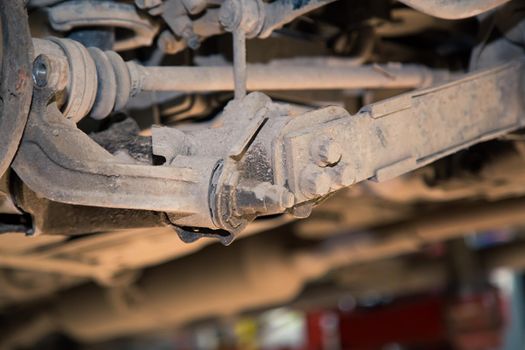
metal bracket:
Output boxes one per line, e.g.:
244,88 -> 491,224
276,60 -> 525,205
11,59 -> 525,244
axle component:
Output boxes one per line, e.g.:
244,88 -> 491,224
33,37 -> 450,121
13,56 -> 525,243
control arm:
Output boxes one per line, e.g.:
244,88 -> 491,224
13,58 -> 525,244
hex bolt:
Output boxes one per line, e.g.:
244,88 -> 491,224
219,0 -> 264,36
311,136 -> 342,167
32,55 -> 50,88
158,30 -> 186,54
235,182 -> 295,216
32,53 -> 69,92
219,0 -> 242,32
330,163 -> 355,190
278,188 -> 296,209
300,166 -> 332,199
181,28 -> 201,50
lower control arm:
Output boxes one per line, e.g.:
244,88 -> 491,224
13,51 -> 525,243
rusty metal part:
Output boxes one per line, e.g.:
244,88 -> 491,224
219,0 -> 265,38
218,0 -> 337,38
48,1 -> 160,51
259,0 -> 337,38
276,60 -> 525,208
161,0 -> 202,49
232,27 -> 247,99
33,38 -> 129,121
147,0 -> 331,53
12,91 -> 289,244
398,0 -> 511,19
0,0 -> 33,178
32,37 -> 451,120
13,184 -> 170,238
219,0 -> 262,99
137,63 -> 448,92
12,98 -> 220,238
13,55 -> 525,243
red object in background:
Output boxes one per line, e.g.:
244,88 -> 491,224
304,291 -> 505,350
306,310 -> 342,350
448,288 -> 505,350
338,295 -> 447,350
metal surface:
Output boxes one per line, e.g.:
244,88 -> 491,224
12,57 -> 525,243
210,60 -> 525,238
137,62 -> 449,92
259,0 -> 337,38
48,1 -> 160,51
398,0 -> 511,19
0,0 -> 33,178
278,60 -> 525,207
32,37 -> 451,120
3,2 -> 525,346
12,100 -> 218,232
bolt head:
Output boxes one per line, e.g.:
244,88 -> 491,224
261,183 -> 295,210
300,167 -> 332,198
219,0 -> 241,31
331,164 -> 355,189
32,55 -> 50,88
185,33 -> 201,50
312,137 -> 342,167
279,190 -> 295,209
235,183 -> 295,216
158,30 -> 185,54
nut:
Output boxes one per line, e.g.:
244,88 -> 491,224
257,183 -> 295,210
330,163 -> 355,190
158,30 -> 186,54
32,55 -> 50,88
219,0 -> 264,36
235,182 -> 295,216
300,166 -> 332,199
181,28 -> 201,50
278,189 -> 296,209
219,0 -> 242,31
311,136 -> 342,167
32,54 -> 69,92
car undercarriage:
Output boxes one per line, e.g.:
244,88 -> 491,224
2,0 -> 525,348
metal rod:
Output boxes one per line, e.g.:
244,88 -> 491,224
233,28 -> 247,99
138,63 -> 451,92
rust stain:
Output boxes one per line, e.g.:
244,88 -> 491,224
15,69 -> 29,93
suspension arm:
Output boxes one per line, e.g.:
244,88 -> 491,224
12,58 -> 525,243
276,60 -> 525,205
209,59 -> 525,237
